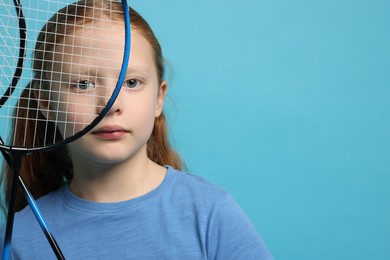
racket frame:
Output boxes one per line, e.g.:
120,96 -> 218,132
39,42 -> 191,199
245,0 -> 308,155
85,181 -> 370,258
1,0 -> 132,259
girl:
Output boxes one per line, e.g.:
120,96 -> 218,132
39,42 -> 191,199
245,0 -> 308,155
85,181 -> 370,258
1,0 -> 272,259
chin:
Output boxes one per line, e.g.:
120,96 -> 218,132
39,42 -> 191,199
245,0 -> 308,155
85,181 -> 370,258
69,137 -> 148,164
86,151 -> 136,164
90,147 -> 146,165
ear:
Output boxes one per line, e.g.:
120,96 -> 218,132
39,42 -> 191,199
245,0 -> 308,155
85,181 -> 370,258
155,80 -> 167,118
34,88 -> 55,121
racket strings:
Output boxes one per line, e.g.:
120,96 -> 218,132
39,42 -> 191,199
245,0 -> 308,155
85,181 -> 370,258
1,0 -> 128,148
0,10 -> 19,92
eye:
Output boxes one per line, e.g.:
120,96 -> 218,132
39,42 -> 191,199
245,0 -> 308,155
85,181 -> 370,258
72,80 -> 95,90
124,79 -> 139,89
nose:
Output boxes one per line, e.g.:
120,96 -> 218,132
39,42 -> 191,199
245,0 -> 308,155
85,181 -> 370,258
96,91 -> 123,116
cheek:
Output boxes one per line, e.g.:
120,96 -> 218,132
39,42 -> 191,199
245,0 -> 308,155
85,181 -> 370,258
50,93 -> 97,138
56,113 -> 93,138
129,95 -> 158,128
132,102 -> 156,125
135,91 -> 157,115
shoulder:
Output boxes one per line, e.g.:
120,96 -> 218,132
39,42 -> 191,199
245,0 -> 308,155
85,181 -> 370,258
165,166 -> 246,231
0,189 -> 63,258
17,188 -> 62,219
166,166 -> 273,260
167,166 -> 230,205
1,188 -> 62,237
169,166 -> 226,192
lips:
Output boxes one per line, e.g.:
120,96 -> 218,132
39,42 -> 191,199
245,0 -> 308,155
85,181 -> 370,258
91,126 -> 129,139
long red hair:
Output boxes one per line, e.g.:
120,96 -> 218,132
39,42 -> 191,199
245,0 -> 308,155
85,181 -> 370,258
1,0 -> 183,215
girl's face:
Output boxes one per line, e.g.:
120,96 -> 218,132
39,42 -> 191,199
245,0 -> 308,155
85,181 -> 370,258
39,21 -> 166,164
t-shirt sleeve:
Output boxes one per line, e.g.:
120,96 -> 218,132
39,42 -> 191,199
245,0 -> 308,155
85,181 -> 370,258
207,194 -> 273,260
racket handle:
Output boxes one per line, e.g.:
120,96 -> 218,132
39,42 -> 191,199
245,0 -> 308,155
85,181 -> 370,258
2,152 -> 22,260
0,144 -> 65,259
18,177 -> 66,260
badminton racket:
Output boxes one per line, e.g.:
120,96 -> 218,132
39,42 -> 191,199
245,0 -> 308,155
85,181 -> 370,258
0,0 -> 131,259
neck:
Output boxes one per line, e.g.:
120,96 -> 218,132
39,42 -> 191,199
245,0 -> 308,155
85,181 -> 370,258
69,151 -> 166,203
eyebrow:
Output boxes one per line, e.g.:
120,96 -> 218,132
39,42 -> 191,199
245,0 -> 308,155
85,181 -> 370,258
125,66 -> 153,77
51,57 -> 154,78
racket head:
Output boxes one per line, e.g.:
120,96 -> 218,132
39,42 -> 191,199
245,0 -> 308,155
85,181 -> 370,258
0,0 -> 131,153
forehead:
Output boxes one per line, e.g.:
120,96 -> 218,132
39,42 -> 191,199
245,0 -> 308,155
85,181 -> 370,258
51,22 -> 156,76
54,21 -> 124,63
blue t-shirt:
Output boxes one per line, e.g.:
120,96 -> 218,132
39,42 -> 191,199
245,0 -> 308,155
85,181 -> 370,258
1,166 -> 272,259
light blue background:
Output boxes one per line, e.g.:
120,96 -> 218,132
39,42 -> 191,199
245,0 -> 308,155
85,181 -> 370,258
1,0 -> 389,259
131,1 -> 390,259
